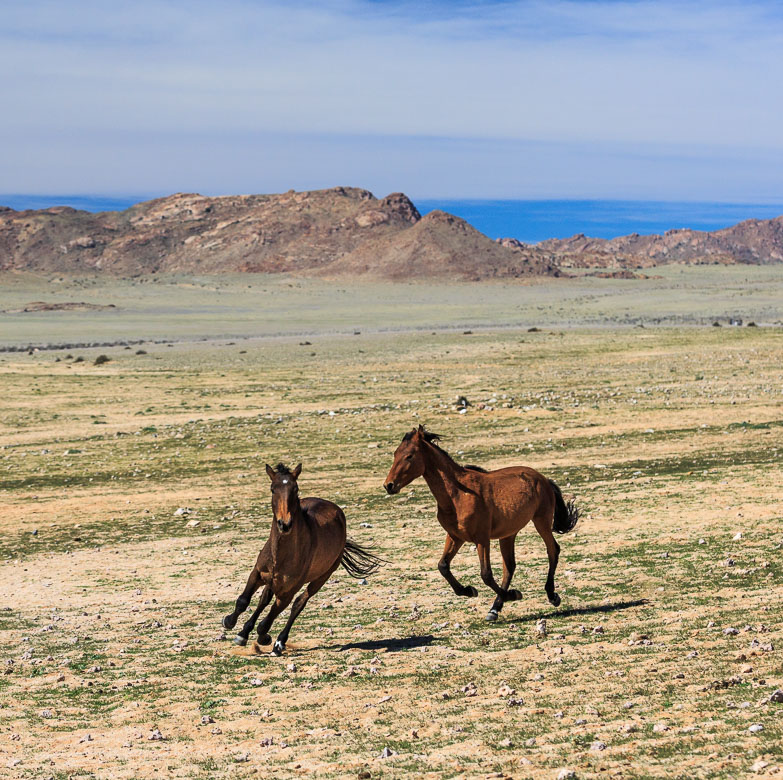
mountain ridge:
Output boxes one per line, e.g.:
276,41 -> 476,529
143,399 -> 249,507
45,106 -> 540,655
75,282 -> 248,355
2,188 -> 782,279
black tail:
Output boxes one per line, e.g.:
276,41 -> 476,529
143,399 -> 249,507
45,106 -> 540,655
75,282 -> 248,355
340,539 -> 385,579
549,480 -> 580,534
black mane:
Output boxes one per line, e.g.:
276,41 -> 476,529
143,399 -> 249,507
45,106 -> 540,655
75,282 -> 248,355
403,427 -> 487,472
274,463 -> 293,475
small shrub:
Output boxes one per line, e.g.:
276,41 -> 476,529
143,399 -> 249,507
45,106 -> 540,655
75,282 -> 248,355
94,354 -> 111,365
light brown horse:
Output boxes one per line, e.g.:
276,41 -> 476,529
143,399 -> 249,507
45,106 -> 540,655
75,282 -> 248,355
384,426 -> 579,622
222,463 -> 382,654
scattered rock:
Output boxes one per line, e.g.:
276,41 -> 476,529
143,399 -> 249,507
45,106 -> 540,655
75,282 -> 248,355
557,771 -> 577,780
749,724 -> 764,733
379,746 -> 397,759
148,729 -> 164,741
590,741 -> 607,751
536,619 -> 547,637
769,689 -> 783,703
200,715 -> 214,725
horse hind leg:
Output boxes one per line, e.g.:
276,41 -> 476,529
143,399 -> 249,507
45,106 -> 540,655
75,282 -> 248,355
271,566 -> 337,656
438,534 -> 477,597
533,516 -> 561,607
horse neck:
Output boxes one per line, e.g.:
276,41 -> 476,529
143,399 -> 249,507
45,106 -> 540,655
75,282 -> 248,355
421,442 -> 467,509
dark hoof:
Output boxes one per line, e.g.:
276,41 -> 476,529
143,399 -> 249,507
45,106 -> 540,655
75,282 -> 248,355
257,633 -> 271,646
222,614 -> 237,630
485,609 -> 499,623
461,586 -> 479,598
548,592 -> 561,607
507,589 -> 523,602
233,635 -> 248,646
271,640 -> 285,656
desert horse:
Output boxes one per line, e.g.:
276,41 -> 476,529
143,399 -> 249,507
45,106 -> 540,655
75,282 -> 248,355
383,426 -> 579,622
222,463 -> 383,654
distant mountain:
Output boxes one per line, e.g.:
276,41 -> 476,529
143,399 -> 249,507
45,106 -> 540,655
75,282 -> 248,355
521,216 -> 783,268
0,187 -> 419,275
2,188 -> 781,279
321,210 -> 560,280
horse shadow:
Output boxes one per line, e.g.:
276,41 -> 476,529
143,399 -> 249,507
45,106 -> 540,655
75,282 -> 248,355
518,598 -> 650,622
316,634 -> 437,653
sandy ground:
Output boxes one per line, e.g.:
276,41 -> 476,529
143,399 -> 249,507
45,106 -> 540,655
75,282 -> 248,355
1,285 -> 782,778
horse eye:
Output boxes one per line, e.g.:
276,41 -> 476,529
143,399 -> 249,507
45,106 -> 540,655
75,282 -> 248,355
405,455 -> 413,461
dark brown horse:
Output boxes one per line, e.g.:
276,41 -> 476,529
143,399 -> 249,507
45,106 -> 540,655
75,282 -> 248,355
384,426 -> 579,622
222,463 -> 382,654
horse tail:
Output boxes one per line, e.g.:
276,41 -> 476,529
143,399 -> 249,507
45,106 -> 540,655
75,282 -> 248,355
340,539 -> 385,579
549,479 -> 580,534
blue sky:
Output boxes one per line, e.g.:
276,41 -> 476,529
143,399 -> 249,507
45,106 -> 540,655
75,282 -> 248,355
2,0 -> 782,200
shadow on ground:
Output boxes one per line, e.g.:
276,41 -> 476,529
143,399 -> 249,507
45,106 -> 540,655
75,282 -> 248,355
318,634 -> 438,653
519,598 -> 651,623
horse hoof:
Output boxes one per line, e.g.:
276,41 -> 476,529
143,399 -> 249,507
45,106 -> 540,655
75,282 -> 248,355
462,586 -> 478,598
271,640 -> 285,656
222,615 -> 237,630
485,609 -> 499,623
257,633 -> 271,646
548,592 -> 561,607
233,635 -> 247,646
507,589 -> 523,601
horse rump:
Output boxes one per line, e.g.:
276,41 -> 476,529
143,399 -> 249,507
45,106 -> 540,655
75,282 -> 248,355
340,539 -> 385,578
549,479 -> 580,534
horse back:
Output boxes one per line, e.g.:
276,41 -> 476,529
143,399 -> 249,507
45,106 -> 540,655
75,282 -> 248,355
301,497 -> 347,536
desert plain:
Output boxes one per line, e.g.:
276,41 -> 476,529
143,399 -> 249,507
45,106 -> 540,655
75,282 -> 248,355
1,266 -> 782,779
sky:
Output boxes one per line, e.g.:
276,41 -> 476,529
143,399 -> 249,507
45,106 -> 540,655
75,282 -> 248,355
2,0 -> 783,201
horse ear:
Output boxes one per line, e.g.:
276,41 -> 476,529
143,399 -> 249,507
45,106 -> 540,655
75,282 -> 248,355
265,464 -> 276,481
416,424 -> 425,437
292,463 -> 302,479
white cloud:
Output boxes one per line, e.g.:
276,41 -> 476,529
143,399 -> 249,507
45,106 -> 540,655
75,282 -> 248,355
1,0 -> 782,196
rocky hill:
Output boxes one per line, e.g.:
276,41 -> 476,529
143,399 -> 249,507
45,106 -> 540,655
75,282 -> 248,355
321,210 -> 560,280
526,216 -> 783,268
0,188 -> 555,280
3,188 -> 781,278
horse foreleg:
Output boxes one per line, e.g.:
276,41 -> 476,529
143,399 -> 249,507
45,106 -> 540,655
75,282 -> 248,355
489,535 -> 523,616
476,542 -> 508,622
233,583 -> 273,646
254,592 -> 295,651
533,516 -> 561,607
438,534 -> 477,597
223,567 -> 263,630
272,565 -> 337,655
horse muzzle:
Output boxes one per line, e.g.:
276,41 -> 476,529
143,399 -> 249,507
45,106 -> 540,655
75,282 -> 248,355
276,518 -> 293,533
384,481 -> 399,495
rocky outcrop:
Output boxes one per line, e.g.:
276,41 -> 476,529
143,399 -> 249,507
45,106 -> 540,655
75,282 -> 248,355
325,210 -> 560,280
526,216 -> 783,268
0,187 -> 422,275
4,187 -> 780,279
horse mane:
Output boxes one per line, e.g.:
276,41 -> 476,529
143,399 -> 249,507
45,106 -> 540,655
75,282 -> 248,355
404,427 -> 487,472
